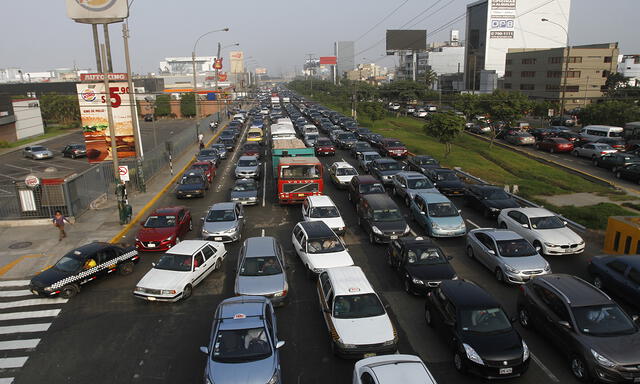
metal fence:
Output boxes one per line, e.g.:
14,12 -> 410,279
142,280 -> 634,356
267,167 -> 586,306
65,162 -> 114,217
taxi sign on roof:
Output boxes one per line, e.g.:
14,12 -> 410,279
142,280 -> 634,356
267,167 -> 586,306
233,313 -> 246,319
348,287 -> 361,293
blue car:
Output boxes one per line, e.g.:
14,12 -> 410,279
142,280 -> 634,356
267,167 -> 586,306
588,255 -> 640,308
200,296 -> 284,384
175,171 -> 208,199
409,192 -> 466,237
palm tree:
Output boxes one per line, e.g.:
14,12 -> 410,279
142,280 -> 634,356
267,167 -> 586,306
420,69 -> 438,89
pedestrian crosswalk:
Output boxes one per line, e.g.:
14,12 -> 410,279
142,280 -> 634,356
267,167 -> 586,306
0,280 -> 67,384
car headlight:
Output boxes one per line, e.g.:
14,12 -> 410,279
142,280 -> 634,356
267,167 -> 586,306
490,207 -> 500,212
266,371 -> 280,384
591,349 -> 616,368
452,275 -> 459,280
404,225 -> 411,234
504,264 -> 520,274
578,240 -> 585,245
522,340 -> 530,361
161,289 -> 176,295
463,343 -> 484,365
223,227 -> 238,234
543,242 -> 558,247
44,287 -> 53,292
544,263 -> 551,272
249,196 -> 257,201
411,277 -> 424,285
232,197 -> 239,201
164,235 -> 174,241
372,226 -> 383,235
135,237 -> 139,242
431,222 -> 440,229
134,286 -> 144,292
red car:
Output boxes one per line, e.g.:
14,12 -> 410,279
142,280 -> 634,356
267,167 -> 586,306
314,138 -> 335,156
135,207 -> 192,251
242,143 -> 261,159
380,138 -> 408,158
536,137 -> 574,153
189,161 -> 216,183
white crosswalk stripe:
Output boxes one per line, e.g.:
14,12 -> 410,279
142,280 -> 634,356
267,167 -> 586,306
0,280 -> 68,383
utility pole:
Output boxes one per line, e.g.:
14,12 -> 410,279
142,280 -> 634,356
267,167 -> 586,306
215,42 -> 221,92
542,18 -> 570,115
100,44 -> 119,182
191,51 -> 200,140
92,24 -> 102,73
306,53 -> 315,94
103,24 -> 113,72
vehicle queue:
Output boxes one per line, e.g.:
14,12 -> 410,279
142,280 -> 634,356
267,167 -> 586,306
28,87 -> 640,384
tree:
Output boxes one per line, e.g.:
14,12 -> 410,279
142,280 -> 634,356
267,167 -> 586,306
379,81 -> 431,104
359,102 -> 386,128
480,90 -> 532,124
452,93 -> 481,120
604,72 -> 630,96
155,94 -> 171,116
39,93 -> 80,126
419,69 -> 438,90
578,100 -> 640,127
180,93 -> 196,118
423,112 -> 465,157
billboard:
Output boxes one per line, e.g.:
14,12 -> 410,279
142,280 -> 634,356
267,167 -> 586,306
80,73 -> 128,82
489,0 -> 516,39
386,30 -> 427,51
229,51 -> 244,74
255,68 -> 268,75
76,82 -> 137,163
319,56 -> 337,65
66,0 -> 129,23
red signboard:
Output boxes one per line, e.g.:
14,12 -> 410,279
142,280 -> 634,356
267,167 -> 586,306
80,73 -> 128,82
213,58 -> 223,70
319,56 -> 337,65
218,72 -> 228,82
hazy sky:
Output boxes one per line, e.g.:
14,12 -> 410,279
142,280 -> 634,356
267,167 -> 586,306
1,0 -> 639,76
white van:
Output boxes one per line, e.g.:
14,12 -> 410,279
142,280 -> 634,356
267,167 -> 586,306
579,125 -> 624,141
303,124 -> 319,135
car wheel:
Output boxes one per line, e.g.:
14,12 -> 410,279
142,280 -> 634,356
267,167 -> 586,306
533,241 -> 543,254
466,246 -> 474,259
188,220 -> 193,231
593,158 -> 599,166
550,148 -> 555,154
593,275 -> 604,289
118,261 -> 134,276
518,306 -> 531,329
60,284 -> 79,299
453,351 -> 466,373
403,278 -> 413,295
570,355 -> 590,382
499,222 -> 508,229
182,284 -> 193,300
425,307 -> 434,327
616,171 -> 622,179
369,232 -> 375,244
495,268 -> 505,283
214,258 -> 221,270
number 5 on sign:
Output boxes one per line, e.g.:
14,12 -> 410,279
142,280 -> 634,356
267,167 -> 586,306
101,87 -> 122,108
119,166 -> 130,182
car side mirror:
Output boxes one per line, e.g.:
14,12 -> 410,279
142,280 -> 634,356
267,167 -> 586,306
238,215 -> 244,219
151,262 -> 156,267
200,217 -> 205,222
488,250 -> 495,255
400,184 -> 406,188
199,346 -> 209,354
522,223 -> 529,229
433,183 -> 437,186
558,320 -> 571,329
458,209 -> 462,214
298,247 -> 304,253
276,340 -> 286,349
420,211 -> 426,215
563,221 -> 568,226
632,315 -> 639,323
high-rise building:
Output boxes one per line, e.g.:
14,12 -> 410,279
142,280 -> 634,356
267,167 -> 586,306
465,0 -> 571,91
335,41 -> 355,79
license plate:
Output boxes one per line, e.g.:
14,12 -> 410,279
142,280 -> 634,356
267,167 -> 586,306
185,194 -> 192,198
31,290 -> 38,295
499,368 -> 512,375
364,353 -> 376,358
147,243 -> 156,248
147,297 -> 157,301
390,235 -> 398,240
214,237 -> 222,241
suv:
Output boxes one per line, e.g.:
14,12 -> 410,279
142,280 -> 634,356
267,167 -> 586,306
517,274 -> 640,382
368,158 -> 403,185
357,194 -> 410,244
302,195 -> 345,235
380,139 -> 408,159
234,237 -> 289,306
292,221 -> 353,277
317,266 -> 398,358
588,255 -> 640,307
348,175 -> 386,205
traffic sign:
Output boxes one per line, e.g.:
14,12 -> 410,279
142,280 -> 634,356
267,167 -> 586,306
24,175 -> 40,188
118,165 -> 130,182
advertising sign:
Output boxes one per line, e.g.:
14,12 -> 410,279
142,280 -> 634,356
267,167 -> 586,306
255,68 -> 268,75
80,73 -> 128,82
66,0 -> 129,23
229,51 -> 244,74
386,30 -> 427,51
489,0 -> 515,39
213,58 -> 223,70
76,82 -> 136,163
319,56 -> 337,65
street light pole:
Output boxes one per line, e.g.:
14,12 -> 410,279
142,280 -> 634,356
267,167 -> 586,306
542,18 -> 570,115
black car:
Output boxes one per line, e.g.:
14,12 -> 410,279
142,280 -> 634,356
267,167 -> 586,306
354,127 -> 372,140
367,158 -> 404,185
407,155 -> 440,175
615,163 -> 640,183
517,274 -> 640,383
594,152 -> 640,171
350,141 -> 375,158
176,171 -> 208,198
588,255 -> 640,308
357,194 -> 410,244
367,133 -> 385,148
61,144 -> 86,159
426,280 -> 530,379
465,184 -> 520,218
387,237 -> 456,295
218,137 -> 236,151
143,114 -> 155,122
425,168 -> 466,196
335,132 -> 358,149
348,175 -> 386,205
29,243 -> 139,298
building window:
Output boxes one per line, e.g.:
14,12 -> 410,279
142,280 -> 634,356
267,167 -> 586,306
547,71 -> 562,78
504,71 -> 512,78
505,59 -> 512,65
521,58 -> 536,65
548,57 -> 563,64
634,56 -> 640,64
546,84 -> 560,91
520,84 -> 535,90
566,71 -> 581,78
504,83 -> 512,89
564,85 -> 580,92
602,70 -> 610,78
600,85 -> 608,92
614,231 -> 621,251
604,56 -> 612,63
567,56 -> 582,63
521,71 -> 536,78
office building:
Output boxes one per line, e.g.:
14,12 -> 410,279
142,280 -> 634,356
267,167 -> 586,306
335,41 -> 355,79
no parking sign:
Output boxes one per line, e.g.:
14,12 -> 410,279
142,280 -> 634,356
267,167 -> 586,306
118,165 -> 129,182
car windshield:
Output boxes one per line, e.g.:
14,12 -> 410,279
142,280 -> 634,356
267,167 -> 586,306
306,237 -> 345,254
365,154 -> 381,161
360,183 -> 385,194
54,255 -> 83,273
609,131 -> 623,138
572,305 -> 636,336
496,239 -> 537,257
530,215 -> 565,229
238,159 -> 258,167
386,140 -> 403,147
181,175 -> 203,185
280,164 -> 321,179
406,246 -> 447,265
154,253 -> 193,272
333,293 -> 386,319
233,181 -> 257,191
317,140 -> 332,146
436,171 -> 458,181
211,145 -> 225,151
239,256 -> 282,276
206,209 -> 235,222
199,150 -> 217,157
31,146 -> 47,151
373,209 -> 403,222
336,168 -> 357,176
427,202 -> 458,217
460,308 -> 512,334
407,178 -> 434,189
486,189 -> 510,200
247,132 -> 261,138
211,327 -> 272,363
379,162 -> 401,171
594,144 -> 613,150
144,215 -> 177,228
309,206 -> 340,218
243,144 -> 259,151
338,133 -> 355,140
415,157 -> 438,166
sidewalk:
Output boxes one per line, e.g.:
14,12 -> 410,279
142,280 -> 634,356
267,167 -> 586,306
0,114 -> 226,280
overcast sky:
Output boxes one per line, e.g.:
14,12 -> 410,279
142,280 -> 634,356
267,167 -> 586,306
1,0 -> 638,76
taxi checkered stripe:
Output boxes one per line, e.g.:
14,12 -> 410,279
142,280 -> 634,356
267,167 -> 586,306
49,250 -> 138,290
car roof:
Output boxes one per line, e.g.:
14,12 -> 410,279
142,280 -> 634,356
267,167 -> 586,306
433,168 -> 455,173
441,280 -> 499,308
471,184 -> 502,191
368,357 -> 435,384
218,296 -> 267,330
298,221 -> 336,238
375,158 -> 398,164
411,155 -> 436,160
362,194 -> 397,209
509,207 -> 554,218
537,274 -> 612,307
354,175 -> 379,184
472,228 -> 522,241
332,161 -> 354,169
397,236 -> 438,247
192,161 -> 211,166
238,155 -> 258,160
397,171 -> 426,179
167,240 -> 213,256
210,202 -> 236,210
362,151 -> 380,156
244,237 -> 277,258
596,255 -> 640,269
306,195 -> 336,207
68,242 -> 113,256
151,207 -> 183,215
326,266 -> 375,296
415,192 -> 451,204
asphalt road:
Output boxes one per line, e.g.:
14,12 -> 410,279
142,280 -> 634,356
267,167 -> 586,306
11,117 -> 619,384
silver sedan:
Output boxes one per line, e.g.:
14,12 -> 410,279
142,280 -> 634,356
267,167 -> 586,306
23,145 -> 53,159
234,237 -> 288,306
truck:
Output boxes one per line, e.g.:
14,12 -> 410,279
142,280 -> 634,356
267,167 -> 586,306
271,139 -> 323,204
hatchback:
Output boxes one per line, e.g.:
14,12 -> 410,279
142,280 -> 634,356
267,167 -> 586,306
292,221 -> 353,277
135,207 -> 192,252
61,144 -> 86,159
235,237 -> 288,306
302,195 -> 345,235
392,172 -> 438,206
353,355 -> 437,384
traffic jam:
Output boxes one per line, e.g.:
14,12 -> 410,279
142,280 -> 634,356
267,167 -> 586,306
28,87 -> 640,384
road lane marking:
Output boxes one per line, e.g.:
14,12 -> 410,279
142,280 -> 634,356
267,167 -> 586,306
0,309 -> 61,321
466,219 -> 480,229
0,290 -> 33,298
531,353 -> 560,383
0,378 -> 14,384
0,339 -> 39,351
0,357 -> 29,369
4,164 -> 32,172
262,163 -> 267,207
0,280 -> 30,287
0,298 -> 67,310
261,229 -> 265,237
0,323 -> 50,335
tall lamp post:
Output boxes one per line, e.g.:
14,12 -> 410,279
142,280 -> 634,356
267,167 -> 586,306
542,18 -> 570,115
192,27 -> 229,139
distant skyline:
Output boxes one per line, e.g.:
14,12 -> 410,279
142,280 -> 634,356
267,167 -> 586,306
1,0 -> 639,76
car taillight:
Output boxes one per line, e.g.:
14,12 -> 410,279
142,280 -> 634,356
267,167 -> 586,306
518,286 -> 525,292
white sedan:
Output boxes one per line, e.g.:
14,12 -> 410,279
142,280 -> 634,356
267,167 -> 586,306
133,240 -> 226,301
497,208 -> 585,256
353,355 -> 437,384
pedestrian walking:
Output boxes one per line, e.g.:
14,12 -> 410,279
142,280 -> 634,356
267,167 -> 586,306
226,110 -> 231,120
52,210 -> 71,241
198,132 -> 204,145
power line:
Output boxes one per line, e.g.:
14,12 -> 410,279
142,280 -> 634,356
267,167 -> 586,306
354,0 -> 410,42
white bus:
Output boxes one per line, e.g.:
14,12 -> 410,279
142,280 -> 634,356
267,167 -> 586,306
270,124 -> 297,141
